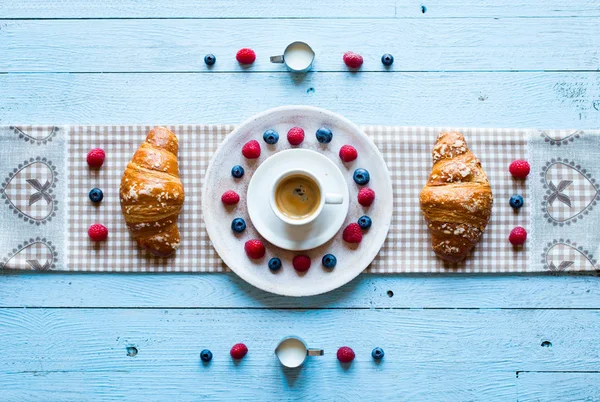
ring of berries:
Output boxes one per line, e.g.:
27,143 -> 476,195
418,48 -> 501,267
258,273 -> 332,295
229,123 -> 387,272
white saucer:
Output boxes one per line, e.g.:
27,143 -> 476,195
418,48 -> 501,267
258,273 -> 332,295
247,149 -> 349,251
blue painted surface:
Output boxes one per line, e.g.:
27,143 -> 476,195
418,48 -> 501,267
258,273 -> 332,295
1,1 -> 600,400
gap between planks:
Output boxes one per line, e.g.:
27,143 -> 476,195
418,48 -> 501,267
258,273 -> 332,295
2,70 -> 599,74
1,307 -> 600,310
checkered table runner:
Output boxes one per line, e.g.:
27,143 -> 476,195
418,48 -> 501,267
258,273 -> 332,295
1,125 -> 599,274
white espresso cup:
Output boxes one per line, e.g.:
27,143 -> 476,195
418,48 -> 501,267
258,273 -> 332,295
270,168 -> 344,226
275,336 -> 324,368
270,41 -> 315,73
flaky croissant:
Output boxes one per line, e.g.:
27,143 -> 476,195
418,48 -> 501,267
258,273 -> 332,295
120,127 -> 185,257
419,131 -> 493,263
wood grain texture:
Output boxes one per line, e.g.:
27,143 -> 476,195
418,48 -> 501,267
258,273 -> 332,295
2,0 -> 600,399
1,18 -> 598,72
0,72 -> 598,127
1,0 -> 598,18
1,308 -> 599,400
1,272 -> 599,308
517,372 -> 600,401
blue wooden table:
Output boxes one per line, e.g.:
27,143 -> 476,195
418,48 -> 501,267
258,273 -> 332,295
1,1 -> 599,400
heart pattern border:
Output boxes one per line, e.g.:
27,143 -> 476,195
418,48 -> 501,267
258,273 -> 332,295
539,130 -> 583,146
9,126 -> 59,145
0,237 -> 58,271
0,157 -> 59,225
540,157 -> 599,226
541,239 -> 597,272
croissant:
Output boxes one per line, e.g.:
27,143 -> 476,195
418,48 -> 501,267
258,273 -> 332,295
119,127 -> 185,257
419,131 -> 493,263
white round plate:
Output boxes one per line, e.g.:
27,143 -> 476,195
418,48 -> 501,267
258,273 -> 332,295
247,149 -> 350,251
202,106 -> 393,297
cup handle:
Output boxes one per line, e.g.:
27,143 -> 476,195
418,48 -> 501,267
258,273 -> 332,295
270,55 -> 285,63
307,348 -> 324,356
324,193 -> 344,205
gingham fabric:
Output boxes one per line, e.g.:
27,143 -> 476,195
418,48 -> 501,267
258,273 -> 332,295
1,125 -> 599,274
68,125 -> 229,272
367,126 -> 530,273
67,125 -> 531,273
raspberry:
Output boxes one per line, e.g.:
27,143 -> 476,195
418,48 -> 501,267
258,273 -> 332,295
87,148 -> 105,168
337,346 -> 355,363
509,226 -> 527,245
343,223 -> 363,244
339,145 -> 358,162
357,187 -> 375,206
88,223 -> 108,241
242,140 -> 261,159
230,343 -> 248,359
292,255 -> 311,272
221,190 -> 240,205
244,239 -> 265,259
343,51 -> 363,69
509,160 -> 530,179
236,48 -> 256,65
287,127 -> 305,146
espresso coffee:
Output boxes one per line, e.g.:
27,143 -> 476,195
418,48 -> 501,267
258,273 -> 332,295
274,174 -> 321,220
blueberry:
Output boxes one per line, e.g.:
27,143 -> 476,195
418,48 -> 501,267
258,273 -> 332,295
358,215 -> 372,229
322,254 -> 337,269
200,349 -> 213,362
381,54 -> 394,66
316,127 -> 333,143
231,218 -> 246,233
263,129 -> 279,145
88,188 -> 103,203
231,165 -> 245,178
371,347 -> 384,360
268,257 -> 282,271
509,194 -> 524,209
353,168 -> 370,185
204,54 -> 216,66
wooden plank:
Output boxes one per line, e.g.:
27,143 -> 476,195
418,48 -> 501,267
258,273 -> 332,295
2,309 -> 598,371
1,272 -> 600,308
1,308 -> 599,400
0,0 -> 598,18
0,370 -> 515,401
0,72 -> 598,128
517,372 -> 600,401
1,18 -> 598,72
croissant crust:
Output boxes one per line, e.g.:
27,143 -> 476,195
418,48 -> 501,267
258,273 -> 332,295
419,131 -> 493,263
119,127 -> 185,257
